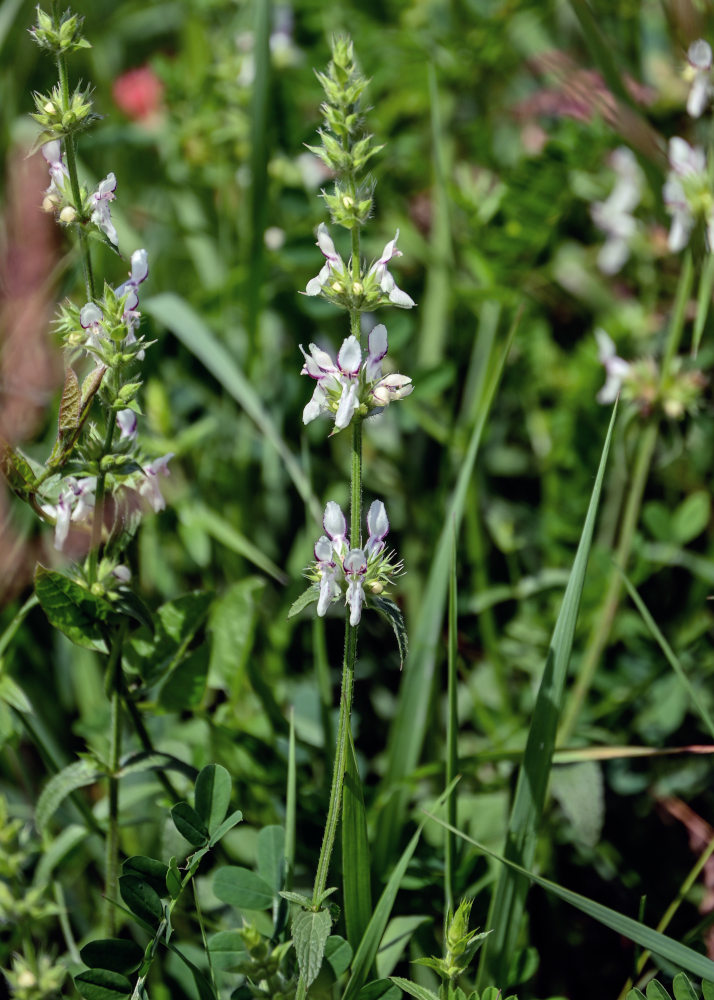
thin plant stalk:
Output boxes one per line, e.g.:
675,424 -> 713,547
104,625 -> 126,935
88,410 -> 117,586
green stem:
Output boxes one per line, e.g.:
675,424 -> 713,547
55,44 -> 95,301
88,411 -> 116,586
104,626 -> 125,936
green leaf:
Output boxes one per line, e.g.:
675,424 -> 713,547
673,974 -> 698,1000
371,596 -> 408,665
74,968 -> 132,1000
355,982 -> 403,1000
171,801 -> 209,846
213,866 -> 275,910
34,566 -> 114,651
672,491 -> 710,545
122,856 -> 169,897
626,990 -> 647,1000
36,759 -> 102,832
287,585 -> 319,619
207,579 -> 264,693
0,439 -> 37,500
144,293 -> 321,522
158,645 -> 209,712
166,858 -> 182,900
0,674 -> 32,713
79,939 -> 144,975
209,808 -> 243,847
58,366 -> 80,430
257,824 -> 285,893
480,404 -> 617,986
118,751 -> 197,782
343,822 -> 426,1000
390,978 -> 440,1000
702,982 -> 714,1000
34,824 -> 88,885
194,763 -> 231,835
343,729 -> 372,951
647,983 -> 672,1000
118,875 -> 164,926
207,930 -> 246,970
376,916 -> 431,980
110,591 -> 155,633
292,907 -> 332,988
186,501 -> 287,584
325,935 -> 352,980
126,590 -> 213,684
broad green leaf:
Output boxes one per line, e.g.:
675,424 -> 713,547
166,858 -> 182,899
372,596 -> 408,666
357,981 -> 403,1000
119,875 -> 163,926
480,404 -> 617,986
673,973 -> 698,1000
647,983 -> 672,1000
257,824 -> 285,893
435,819 -> 714,984
376,916 -> 431,980
287,585 -> 319,619
672,492 -> 710,545
110,591 -> 154,633
208,930 -> 247,970
171,801 -> 209,846
36,759 -> 102,832
343,821 -> 426,1000
626,990 -> 647,1000
374,315 -> 517,875
213,866 -> 275,910
292,907 -> 332,988
194,763 -> 231,835
325,935 -> 352,980
208,578 -> 264,693
144,293 -> 321,522
209,808 -> 244,847
343,729 -> 372,951
390,978 -> 439,1000
122,856 -> 169,897
79,939 -> 144,975
126,590 -> 213,684
702,982 -> 714,1000
34,566 -> 113,652
74,968 -> 132,1000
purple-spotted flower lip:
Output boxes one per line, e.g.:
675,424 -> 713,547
90,173 -> 119,246
305,223 -> 347,296
40,476 -> 96,551
41,140 -> 69,192
117,408 -> 138,440
343,547 -> 368,626
116,248 -> 149,311
367,231 -> 415,308
139,452 -> 173,512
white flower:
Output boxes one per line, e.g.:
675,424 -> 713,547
663,137 -> 713,251
323,500 -> 348,556
595,329 -> 631,404
365,500 -> 389,558
305,223 -> 347,296
40,477 -> 97,551
80,302 -> 105,349
139,453 -> 173,512
591,148 -> 642,274
343,548 -> 368,625
41,140 -> 68,198
90,174 -> 118,246
686,40 -> 714,118
367,231 -> 415,308
314,536 -> 340,615
117,409 -> 138,440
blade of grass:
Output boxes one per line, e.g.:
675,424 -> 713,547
144,293 -> 321,524
478,402 -> 617,987
342,728 -> 373,953
246,0 -> 270,352
619,570 -> 714,740
186,500 -> 287,584
445,529 -> 458,917
430,815 -> 714,984
691,252 -> 714,357
373,310 -> 519,876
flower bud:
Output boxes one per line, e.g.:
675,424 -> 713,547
59,206 -> 77,224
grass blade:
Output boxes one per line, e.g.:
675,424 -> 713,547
445,529 -> 458,916
342,728 -> 373,953
431,816 -> 714,985
144,293 -> 321,524
478,402 -> 618,986
373,311 -> 519,875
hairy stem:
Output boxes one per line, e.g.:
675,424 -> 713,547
104,626 -> 125,935
87,410 -> 117,586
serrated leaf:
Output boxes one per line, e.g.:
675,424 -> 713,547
287,585 -> 319,619
673,974 -> 698,1000
208,930 -> 247,970
74,968 -> 132,1000
194,763 -> 231,835
209,808 -> 243,847
372,596 -> 408,665
58,367 -> 80,431
34,566 -> 113,652
280,890 -> 313,907
122,856 -> 169,896
171,801 -> 209,846
292,907 -> 332,988
390,978 -> 440,1000
119,875 -> 163,926
79,939 -> 144,975
213,866 -> 275,910
36,759 -> 102,832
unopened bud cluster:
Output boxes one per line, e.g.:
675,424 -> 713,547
32,82 -> 96,142
29,6 -> 91,56
232,926 -> 295,999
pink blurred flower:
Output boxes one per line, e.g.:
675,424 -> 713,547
113,66 -> 164,123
